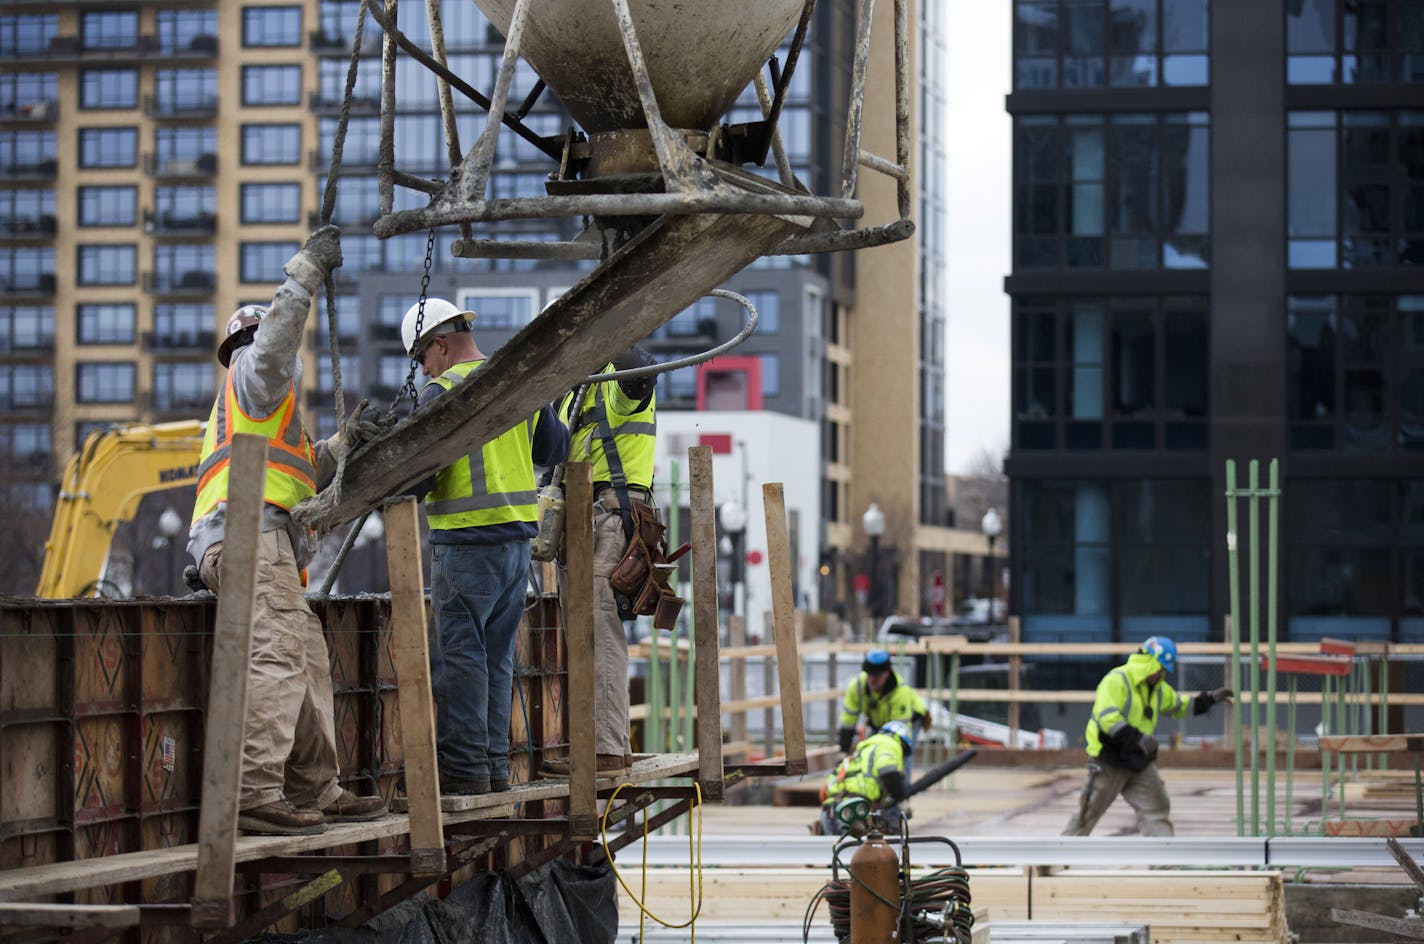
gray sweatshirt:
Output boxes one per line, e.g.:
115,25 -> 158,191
187,276 -> 336,571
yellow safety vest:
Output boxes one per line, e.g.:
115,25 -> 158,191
824,732 -> 906,805
424,359 -> 540,531
839,670 -> 928,730
1085,652 -> 1191,758
192,369 -> 317,524
561,365 -> 656,490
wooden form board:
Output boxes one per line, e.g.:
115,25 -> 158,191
1320,734 -> 1424,753
192,433 -> 267,928
688,447 -> 723,798
563,462 -> 596,838
762,483 -> 806,774
383,497 -> 444,875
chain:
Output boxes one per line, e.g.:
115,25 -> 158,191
390,227 -> 438,418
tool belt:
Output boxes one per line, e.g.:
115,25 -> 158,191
608,498 -> 684,629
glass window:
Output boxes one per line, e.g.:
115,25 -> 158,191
0,246 -> 54,292
0,130 -> 55,175
78,127 -> 137,169
2,422 -> 50,465
80,12 -> 137,49
759,355 -> 781,397
1015,0 -> 1207,89
240,183 -> 302,224
313,295 -> 361,344
242,65 -> 303,107
0,363 -> 53,409
154,303 -> 215,343
77,186 -> 136,227
0,189 -> 54,234
154,69 -> 218,114
155,9 -> 217,55
77,303 -> 135,345
0,73 -> 57,116
155,126 -> 217,165
240,241 -> 298,284
0,305 -> 53,351
76,362 -> 135,404
153,186 -> 215,224
80,69 -> 137,110
77,244 -> 136,286
456,292 -> 535,330
241,124 -> 301,165
153,244 -> 215,291
153,361 -> 214,410
0,15 -> 58,56
743,290 -> 780,334
1287,479 -> 1393,641
316,355 -> 360,392
243,6 -> 302,47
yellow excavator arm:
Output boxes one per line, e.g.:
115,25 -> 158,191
36,421 -> 205,598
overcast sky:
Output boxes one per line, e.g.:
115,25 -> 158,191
943,4 -> 1011,474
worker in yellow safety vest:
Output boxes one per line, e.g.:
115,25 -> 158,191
1063,636 -> 1233,836
188,225 -> 386,836
400,297 -> 568,797
837,648 -> 930,754
818,720 -> 915,837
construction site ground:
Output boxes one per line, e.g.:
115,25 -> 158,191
613,762 -> 1424,943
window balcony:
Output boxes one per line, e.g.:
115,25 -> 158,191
143,94 -> 219,120
0,273 -> 55,297
308,91 -> 379,116
144,209 -> 217,236
143,329 -> 215,352
143,270 -> 215,296
143,152 -> 218,179
0,397 -> 53,414
37,34 -> 162,63
0,336 -> 55,356
0,159 -> 57,181
145,391 -> 213,414
153,35 -> 218,59
308,30 -> 382,56
0,99 -> 58,124
0,215 -> 57,239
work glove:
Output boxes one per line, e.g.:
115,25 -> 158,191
284,225 -> 344,293
1191,686 -> 1235,715
915,710 -> 932,732
340,399 -> 384,452
1210,687 -> 1234,704
1139,734 -> 1159,763
837,726 -> 856,755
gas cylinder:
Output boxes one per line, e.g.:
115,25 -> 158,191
848,829 -> 899,944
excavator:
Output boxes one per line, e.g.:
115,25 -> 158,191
35,421 -> 203,599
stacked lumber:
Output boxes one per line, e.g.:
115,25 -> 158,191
614,868 -> 1288,944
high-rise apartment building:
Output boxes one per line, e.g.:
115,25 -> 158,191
1007,0 -> 1424,675
0,0 -> 951,606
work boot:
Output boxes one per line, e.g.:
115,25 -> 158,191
441,777 -> 490,797
238,799 -> 326,836
490,775 -> 511,793
538,754 -> 629,778
319,790 -> 387,822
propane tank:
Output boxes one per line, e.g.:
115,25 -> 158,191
848,829 -> 899,944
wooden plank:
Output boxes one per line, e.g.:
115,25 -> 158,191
1320,734 -> 1424,754
728,615 -> 747,746
1332,908 -> 1424,940
1388,837 -> 1424,896
1007,615 -> 1022,738
1323,818 -> 1419,837
762,483 -> 806,775
0,903 -> 141,928
688,447 -> 723,799
564,462 -> 597,838
383,497 -> 444,876
192,433 -> 267,929
390,753 -> 702,812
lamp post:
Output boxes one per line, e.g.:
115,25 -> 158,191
153,506 -> 183,595
719,500 -> 747,619
981,506 -> 1003,620
862,502 -> 886,631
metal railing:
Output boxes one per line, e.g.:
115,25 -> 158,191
143,153 -> 218,179
142,270 -> 215,295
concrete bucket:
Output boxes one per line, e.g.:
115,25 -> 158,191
472,0 -> 805,134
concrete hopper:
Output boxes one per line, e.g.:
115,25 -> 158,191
472,0 -> 805,134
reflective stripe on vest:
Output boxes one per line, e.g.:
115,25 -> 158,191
191,369 -> 317,524
561,368 -> 656,489
424,359 -> 539,530
824,733 -> 904,804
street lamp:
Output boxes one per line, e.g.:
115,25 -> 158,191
719,500 -> 747,618
863,502 -> 886,625
981,506 -> 1003,619
153,506 -> 183,594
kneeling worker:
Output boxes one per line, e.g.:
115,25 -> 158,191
1063,636 -> 1233,837
818,720 -> 915,837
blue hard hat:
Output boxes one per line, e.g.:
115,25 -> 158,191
863,649 -> 891,672
880,719 -> 913,752
1141,636 -> 1177,672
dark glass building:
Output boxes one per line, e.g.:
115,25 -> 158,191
1007,0 -> 1424,657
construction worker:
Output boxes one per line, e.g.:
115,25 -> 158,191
837,648 -> 930,755
401,297 -> 568,796
818,719 -> 915,837
1063,636 -> 1233,837
187,225 -> 387,836
540,346 -> 657,779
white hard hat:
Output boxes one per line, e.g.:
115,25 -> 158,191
401,297 -> 474,358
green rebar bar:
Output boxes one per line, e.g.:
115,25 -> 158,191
1286,674 -> 1297,835
1377,653 -> 1389,771
1320,674 -> 1331,837
1266,458 -> 1279,835
1249,459 -> 1261,837
1361,657 -> 1372,773
667,461 -> 681,753
648,620 -> 663,753
1226,459 -> 1245,837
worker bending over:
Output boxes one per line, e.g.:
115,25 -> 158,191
1063,636 -> 1233,836
541,347 -> 659,779
817,720 -> 915,837
188,226 -> 386,835
837,648 -> 929,754
402,298 -> 568,796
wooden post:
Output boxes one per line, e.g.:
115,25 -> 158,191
827,647 -> 839,746
729,615 -> 747,748
564,461 -> 597,838
688,447 -> 724,799
384,497 -> 445,876
1007,615 -> 1022,743
762,483 -> 807,774
192,433 -> 267,929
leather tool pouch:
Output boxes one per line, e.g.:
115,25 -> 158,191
608,500 -> 685,627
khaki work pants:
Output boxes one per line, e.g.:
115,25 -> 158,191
1061,760 -> 1173,837
201,529 -> 342,812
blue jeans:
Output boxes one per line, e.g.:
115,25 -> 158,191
429,541 -> 530,782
